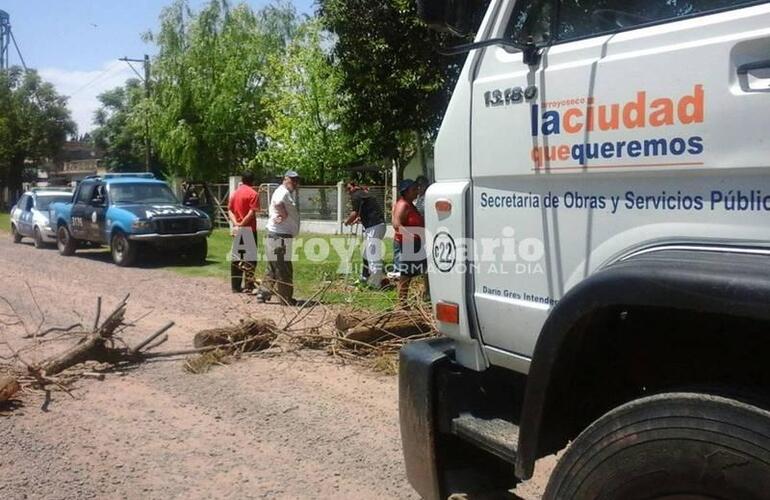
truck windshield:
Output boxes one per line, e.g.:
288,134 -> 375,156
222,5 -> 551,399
36,195 -> 72,210
110,184 -> 178,205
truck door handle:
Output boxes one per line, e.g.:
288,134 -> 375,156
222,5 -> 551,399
737,59 -> 770,75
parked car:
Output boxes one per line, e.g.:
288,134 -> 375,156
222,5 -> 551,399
50,173 -> 212,267
10,188 -> 74,248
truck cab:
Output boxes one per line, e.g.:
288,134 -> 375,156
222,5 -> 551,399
401,1 -> 770,498
52,173 -> 212,267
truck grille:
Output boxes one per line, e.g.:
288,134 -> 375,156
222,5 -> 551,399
154,217 -> 198,234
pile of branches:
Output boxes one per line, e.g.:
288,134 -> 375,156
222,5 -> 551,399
279,296 -> 438,374
0,295 -> 177,402
185,319 -> 278,374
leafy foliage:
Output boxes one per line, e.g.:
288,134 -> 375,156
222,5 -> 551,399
0,67 -> 76,192
258,19 -> 361,184
91,79 -> 149,171
144,0 -> 301,181
319,0 -> 479,165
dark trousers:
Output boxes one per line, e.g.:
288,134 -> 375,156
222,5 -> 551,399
262,233 -> 294,303
231,230 -> 258,292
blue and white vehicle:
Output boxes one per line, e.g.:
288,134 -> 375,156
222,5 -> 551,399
401,1 -> 770,499
50,173 -> 212,267
10,188 -> 73,248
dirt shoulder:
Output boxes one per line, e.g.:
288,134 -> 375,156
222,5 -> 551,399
0,237 -> 549,499
0,238 -> 415,499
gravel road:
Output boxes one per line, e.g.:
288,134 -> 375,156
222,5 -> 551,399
0,236 -> 549,499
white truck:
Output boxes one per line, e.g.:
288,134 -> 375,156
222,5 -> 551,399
400,1 -> 770,498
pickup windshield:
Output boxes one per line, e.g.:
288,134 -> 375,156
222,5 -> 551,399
110,183 -> 178,205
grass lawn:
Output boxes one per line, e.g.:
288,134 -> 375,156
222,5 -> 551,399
0,213 -> 397,309
160,228 -> 398,310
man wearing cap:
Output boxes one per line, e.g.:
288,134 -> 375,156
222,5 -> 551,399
257,171 -> 300,305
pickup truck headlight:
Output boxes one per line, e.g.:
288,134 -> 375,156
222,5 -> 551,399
132,219 -> 154,232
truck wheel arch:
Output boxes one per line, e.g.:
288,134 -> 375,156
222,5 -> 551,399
516,247 -> 770,480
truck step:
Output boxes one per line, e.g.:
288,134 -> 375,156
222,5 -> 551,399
451,413 -> 519,463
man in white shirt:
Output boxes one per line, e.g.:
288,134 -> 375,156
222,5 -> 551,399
257,171 -> 300,304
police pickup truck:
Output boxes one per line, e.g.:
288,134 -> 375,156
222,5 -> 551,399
51,173 -> 211,267
402,1 -> 770,499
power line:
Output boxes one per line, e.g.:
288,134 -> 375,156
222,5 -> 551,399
122,59 -> 145,82
68,63 -> 126,97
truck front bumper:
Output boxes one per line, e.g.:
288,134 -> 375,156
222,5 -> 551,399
129,230 -> 211,242
399,337 -> 455,500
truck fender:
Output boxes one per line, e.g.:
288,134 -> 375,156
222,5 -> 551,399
515,247 -> 770,479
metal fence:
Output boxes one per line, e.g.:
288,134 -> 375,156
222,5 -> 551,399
207,180 -> 394,231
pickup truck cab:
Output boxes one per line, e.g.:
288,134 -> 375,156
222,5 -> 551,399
10,188 -> 73,248
51,173 -> 212,267
402,1 -> 770,499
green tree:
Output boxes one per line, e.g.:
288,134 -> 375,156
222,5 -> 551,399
258,19 -> 360,184
319,0 -> 480,176
91,79 -> 148,171
143,0 -> 300,181
0,67 -> 76,194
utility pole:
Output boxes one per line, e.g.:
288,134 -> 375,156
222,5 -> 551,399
120,55 -> 151,172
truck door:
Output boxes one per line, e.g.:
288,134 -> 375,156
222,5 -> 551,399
71,182 -> 95,240
470,0 -> 770,358
87,183 -> 108,243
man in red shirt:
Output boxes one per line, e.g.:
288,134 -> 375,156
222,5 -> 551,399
228,172 -> 260,293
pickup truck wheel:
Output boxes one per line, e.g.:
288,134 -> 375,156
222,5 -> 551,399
11,224 -> 22,243
187,239 -> 208,265
111,232 -> 138,267
33,227 -> 44,249
544,392 -> 770,500
57,225 -> 77,256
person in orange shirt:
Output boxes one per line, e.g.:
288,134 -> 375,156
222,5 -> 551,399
228,172 -> 260,293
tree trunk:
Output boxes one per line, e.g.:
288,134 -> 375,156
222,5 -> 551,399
335,310 -> 433,344
0,375 -> 20,402
193,319 -> 277,352
414,130 -> 427,178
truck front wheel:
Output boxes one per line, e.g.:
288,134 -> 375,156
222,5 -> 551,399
111,232 -> 138,267
186,239 -> 208,265
544,392 -> 770,500
57,225 -> 77,256
11,224 -> 22,243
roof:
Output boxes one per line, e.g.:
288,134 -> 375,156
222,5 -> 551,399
101,177 -> 167,185
81,173 -> 166,185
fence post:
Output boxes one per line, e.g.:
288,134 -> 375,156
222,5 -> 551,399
228,176 -> 240,197
337,181 -> 344,234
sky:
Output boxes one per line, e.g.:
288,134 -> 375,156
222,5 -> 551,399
1,0 -> 316,134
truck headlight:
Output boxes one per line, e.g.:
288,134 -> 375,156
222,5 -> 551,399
132,219 -> 153,232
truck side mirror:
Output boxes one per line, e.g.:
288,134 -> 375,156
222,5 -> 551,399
417,0 -> 473,37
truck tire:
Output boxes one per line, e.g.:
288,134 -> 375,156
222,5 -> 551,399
57,225 -> 77,256
111,232 -> 138,267
187,239 -> 208,265
33,226 -> 44,249
544,392 -> 770,500
11,224 -> 22,243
